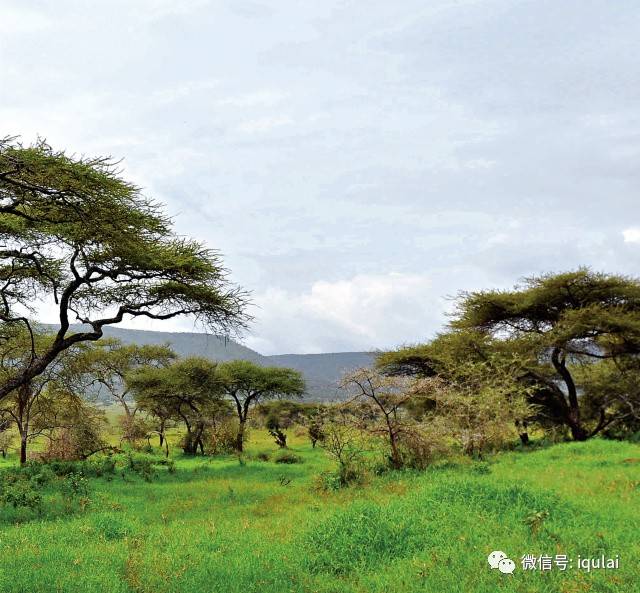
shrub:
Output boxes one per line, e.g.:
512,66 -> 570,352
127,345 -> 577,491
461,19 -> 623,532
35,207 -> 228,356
47,460 -> 84,477
397,425 -> 452,470
321,422 -> 367,485
470,461 -> 492,475
62,472 -> 91,498
94,456 -> 117,477
313,471 -> 343,492
523,509 -> 550,535
29,465 -> 55,487
125,453 -> 156,482
206,419 -> 239,455
274,451 -> 302,464
6,462 -> 56,486
41,408 -> 106,462
0,480 -> 43,512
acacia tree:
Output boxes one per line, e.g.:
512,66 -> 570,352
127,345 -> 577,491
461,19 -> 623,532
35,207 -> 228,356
215,360 -> 305,452
574,358 -> 640,438
33,383 -> 108,462
381,270 -> 640,441
76,339 -> 176,417
452,270 -> 640,440
340,368 -> 415,469
72,339 -> 176,444
0,138 -> 247,403
128,357 -> 224,455
409,369 -> 532,457
377,329 -> 536,444
0,327 -> 97,463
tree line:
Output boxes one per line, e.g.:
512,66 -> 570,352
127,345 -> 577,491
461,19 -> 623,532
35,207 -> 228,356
1,138 -> 639,473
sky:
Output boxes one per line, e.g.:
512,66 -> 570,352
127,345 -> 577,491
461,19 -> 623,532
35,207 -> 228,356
2,0 -> 640,354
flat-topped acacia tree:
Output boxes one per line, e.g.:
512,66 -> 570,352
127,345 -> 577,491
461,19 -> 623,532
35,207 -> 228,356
378,270 -> 640,441
0,137 -> 248,402
451,269 -> 640,440
73,339 -> 177,419
215,360 -> 306,452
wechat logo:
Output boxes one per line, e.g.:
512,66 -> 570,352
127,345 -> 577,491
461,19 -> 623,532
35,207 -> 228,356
488,551 -> 516,574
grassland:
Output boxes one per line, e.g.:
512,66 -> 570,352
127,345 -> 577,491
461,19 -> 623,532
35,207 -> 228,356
0,432 -> 638,593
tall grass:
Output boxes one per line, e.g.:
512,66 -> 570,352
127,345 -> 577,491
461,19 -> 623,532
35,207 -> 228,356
0,434 -> 638,592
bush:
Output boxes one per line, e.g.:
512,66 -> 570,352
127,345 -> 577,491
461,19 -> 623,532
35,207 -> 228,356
206,419 -> 239,455
6,462 -> 56,487
313,471 -> 343,492
470,461 -> 492,475
29,465 -> 56,488
397,427 -> 451,470
0,480 -> 43,512
47,460 -> 84,477
62,472 -> 91,498
274,451 -> 303,464
125,453 -> 156,482
94,456 -> 117,477
320,422 -> 367,485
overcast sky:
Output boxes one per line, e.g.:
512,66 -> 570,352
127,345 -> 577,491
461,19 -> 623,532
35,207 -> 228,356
2,0 -> 640,354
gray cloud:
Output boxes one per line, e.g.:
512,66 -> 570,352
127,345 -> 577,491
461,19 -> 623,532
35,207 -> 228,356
2,0 -> 639,353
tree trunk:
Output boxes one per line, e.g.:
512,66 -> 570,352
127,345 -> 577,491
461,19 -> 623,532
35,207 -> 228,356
183,430 -> 198,455
385,415 -> 402,469
389,435 -> 402,469
551,348 -> 588,441
569,422 -> 589,441
20,432 -> 28,465
235,420 -> 245,453
158,418 -> 166,448
516,420 -> 530,445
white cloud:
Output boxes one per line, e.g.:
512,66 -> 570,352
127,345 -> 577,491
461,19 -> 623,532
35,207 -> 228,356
464,158 -> 497,170
217,90 -> 288,108
243,273 -> 448,354
152,80 -> 222,104
623,228 -> 640,243
0,5 -> 54,35
237,115 -> 294,134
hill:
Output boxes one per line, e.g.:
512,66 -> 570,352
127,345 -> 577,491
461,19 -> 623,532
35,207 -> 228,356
45,325 -> 376,401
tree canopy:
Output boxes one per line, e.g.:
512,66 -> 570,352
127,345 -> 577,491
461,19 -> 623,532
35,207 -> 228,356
72,338 -> 176,418
0,137 -> 248,401
127,357 -> 224,455
0,326 -> 99,463
215,360 -> 306,451
379,269 -> 640,441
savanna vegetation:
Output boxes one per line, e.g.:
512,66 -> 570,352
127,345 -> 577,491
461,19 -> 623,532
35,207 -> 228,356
1,140 -> 639,593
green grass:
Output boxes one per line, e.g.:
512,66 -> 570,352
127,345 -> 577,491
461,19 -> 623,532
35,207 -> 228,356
0,434 -> 638,593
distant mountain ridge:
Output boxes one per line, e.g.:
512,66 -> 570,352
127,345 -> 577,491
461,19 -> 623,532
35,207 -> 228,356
45,325 -> 376,401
